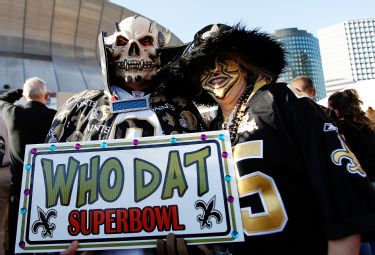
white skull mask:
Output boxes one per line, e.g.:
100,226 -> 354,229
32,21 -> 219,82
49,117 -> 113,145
105,16 -> 169,83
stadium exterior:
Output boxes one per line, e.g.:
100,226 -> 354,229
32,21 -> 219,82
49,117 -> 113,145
0,0 -> 183,166
0,0 -> 183,95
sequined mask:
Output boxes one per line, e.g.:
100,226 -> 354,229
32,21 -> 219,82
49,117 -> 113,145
200,59 -> 244,99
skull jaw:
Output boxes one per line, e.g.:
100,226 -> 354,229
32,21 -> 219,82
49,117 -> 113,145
113,69 -> 156,91
119,80 -> 154,92
114,56 -> 159,84
116,68 -> 157,82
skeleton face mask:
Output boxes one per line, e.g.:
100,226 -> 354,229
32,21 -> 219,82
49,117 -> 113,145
105,16 -> 170,84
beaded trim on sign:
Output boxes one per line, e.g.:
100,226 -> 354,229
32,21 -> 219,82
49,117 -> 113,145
222,84 -> 254,143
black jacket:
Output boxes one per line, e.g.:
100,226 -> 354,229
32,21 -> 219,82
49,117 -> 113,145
339,124 -> 375,182
0,89 -> 56,194
45,89 -> 206,143
211,83 -> 375,254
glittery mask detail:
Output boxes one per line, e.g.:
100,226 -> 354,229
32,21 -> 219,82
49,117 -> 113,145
200,59 -> 243,99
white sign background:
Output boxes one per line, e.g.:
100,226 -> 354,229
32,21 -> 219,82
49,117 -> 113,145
16,131 -> 243,252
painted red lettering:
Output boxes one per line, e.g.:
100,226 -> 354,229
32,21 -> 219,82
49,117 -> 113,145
105,209 -> 117,234
67,206 -> 184,236
92,210 -> 105,234
142,207 -> 156,232
80,210 -> 92,235
116,208 -> 129,233
129,208 -> 142,232
155,206 -> 172,231
171,205 -> 185,230
68,210 -> 80,236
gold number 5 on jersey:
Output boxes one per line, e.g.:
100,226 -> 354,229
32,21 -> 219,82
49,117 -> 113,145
233,140 -> 288,236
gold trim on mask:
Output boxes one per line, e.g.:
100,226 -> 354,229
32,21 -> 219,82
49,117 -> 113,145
200,59 -> 243,99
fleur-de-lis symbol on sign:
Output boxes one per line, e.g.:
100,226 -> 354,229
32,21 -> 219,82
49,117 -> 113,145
31,206 -> 57,238
195,196 -> 223,229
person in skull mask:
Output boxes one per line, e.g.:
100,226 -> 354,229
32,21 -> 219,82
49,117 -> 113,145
163,23 -> 375,255
46,15 -> 205,144
46,15 -> 206,255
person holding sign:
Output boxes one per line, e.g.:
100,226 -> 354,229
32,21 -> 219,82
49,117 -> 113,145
45,16 -> 207,255
163,23 -> 375,255
46,15 -> 205,144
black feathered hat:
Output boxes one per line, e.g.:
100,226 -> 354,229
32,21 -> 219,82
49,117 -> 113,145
161,23 -> 286,103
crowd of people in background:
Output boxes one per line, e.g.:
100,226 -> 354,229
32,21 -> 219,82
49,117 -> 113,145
0,16 -> 374,255
328,89 -> 375,185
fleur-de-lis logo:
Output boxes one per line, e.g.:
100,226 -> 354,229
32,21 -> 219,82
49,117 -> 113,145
331,134 -> 366,177
195,196 -> 223,229
162,112 -> 175,126
32,206 -> 57,238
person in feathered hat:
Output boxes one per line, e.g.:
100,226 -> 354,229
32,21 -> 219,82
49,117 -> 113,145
164,24 -> 375,255
162,23 -> 285,106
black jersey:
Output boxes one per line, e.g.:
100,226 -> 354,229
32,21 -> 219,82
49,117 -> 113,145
46,89 -> 206,143
216,83 -> 375,255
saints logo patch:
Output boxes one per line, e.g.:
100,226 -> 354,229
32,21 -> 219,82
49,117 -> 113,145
331,134 -> 366,177
323,123 -> 338,132
179,111 -> 198,130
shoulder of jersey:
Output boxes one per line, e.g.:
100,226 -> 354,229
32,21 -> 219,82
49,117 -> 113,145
285,83 -> 309,99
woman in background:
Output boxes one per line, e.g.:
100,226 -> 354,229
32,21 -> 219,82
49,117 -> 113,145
328,89 -> 375,184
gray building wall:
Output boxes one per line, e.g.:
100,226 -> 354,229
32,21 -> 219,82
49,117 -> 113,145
0,0 -> 183,93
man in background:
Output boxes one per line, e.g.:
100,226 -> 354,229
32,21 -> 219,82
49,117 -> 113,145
0,77 -> 56,255
291,75 -> 316,99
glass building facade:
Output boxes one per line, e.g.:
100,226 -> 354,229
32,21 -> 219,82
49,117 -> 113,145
273,28 -> 326,101
318,18 -> 375,95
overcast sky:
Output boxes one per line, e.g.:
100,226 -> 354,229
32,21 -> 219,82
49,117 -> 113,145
110,0 -> 374,43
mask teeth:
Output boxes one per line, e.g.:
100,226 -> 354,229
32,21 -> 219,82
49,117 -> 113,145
115,60 -> 126,69
144,61 -> 155,69
115,60 -> 155,70
128,60 -> 139,70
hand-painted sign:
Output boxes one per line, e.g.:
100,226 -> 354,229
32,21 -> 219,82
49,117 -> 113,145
16,131 -> 243,253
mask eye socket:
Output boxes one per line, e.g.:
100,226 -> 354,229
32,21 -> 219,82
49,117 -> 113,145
215,56 -> 227,65
139,36 -> 154,46
217,58 -> 239,72
115,36 -> 128,46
